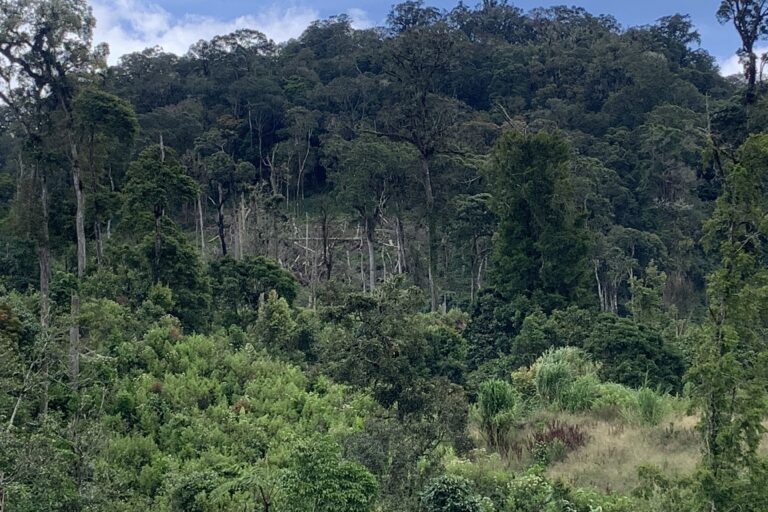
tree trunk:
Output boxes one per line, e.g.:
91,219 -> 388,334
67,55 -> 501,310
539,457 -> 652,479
321,210 -> 333,280
217,184 -> 228,257
365,217 -> 376,291
745,45 -> 757,104
71,150 -> 86,278
197,193 -> 206,259
420,155 -> 438,311
395,213 -> 408,274
38,232 -> 51,416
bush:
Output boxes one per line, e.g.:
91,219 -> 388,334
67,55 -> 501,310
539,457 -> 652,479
478,379 -> 524,456
527,420 -> 588,465
533,347 -> 597,407
560,374 -> 601,412
592,383 -> 637,420
421,475 -> 483,512
624,387 -> 667,426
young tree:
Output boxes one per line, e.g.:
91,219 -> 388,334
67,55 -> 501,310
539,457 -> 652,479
689,133 -> 768,510
121,145 -> 209,329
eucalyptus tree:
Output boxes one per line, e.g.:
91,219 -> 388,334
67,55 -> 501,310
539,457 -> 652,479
324,135 -> 417,291
0,0 -> 106,390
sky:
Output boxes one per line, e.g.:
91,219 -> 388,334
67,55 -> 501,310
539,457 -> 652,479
89,0 -> 748,75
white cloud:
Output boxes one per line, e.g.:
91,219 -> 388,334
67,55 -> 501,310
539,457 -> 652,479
347,7 -> 373,30
89,0 -> 322,64
717,47 -> 768,77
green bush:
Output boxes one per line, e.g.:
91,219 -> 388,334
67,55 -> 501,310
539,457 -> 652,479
560,374 -> 601,412
624,387 -> 667,426
592,383 -> 637,420
421,475 -> 483,512
478,379 -> 524,455
533,347 -> 597,407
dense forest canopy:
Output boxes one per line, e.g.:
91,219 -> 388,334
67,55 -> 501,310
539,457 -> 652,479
1,0 -> 768,510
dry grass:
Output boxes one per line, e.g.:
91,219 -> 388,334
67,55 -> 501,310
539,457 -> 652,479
467,409 -> 768,495
546,412 -> 700,493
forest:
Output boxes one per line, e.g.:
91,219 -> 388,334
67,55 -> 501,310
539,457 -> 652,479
1,0 -> 767,510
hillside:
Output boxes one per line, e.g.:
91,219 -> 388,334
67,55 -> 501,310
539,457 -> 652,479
1,1 -> 768,511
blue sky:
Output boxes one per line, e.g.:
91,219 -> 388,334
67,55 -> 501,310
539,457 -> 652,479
89,0 -> 745,73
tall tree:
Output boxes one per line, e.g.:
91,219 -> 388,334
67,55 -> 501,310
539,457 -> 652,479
717,0 -> 768,103
485,130 -> 592,311
0,0 -> 104,391
324,135 -> 416,291
380,9 -> 464,310
690,133 -> 768,510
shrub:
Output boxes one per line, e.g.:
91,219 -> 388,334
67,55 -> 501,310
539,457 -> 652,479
527,420 -> 588,465
533,347 -> 597,406
421,475 -> 483,512
560,374 -> 601,412
624,386 -> 667,426
534,358 -> 571,404
592,383 -> 637,420
477,379 -> 524,457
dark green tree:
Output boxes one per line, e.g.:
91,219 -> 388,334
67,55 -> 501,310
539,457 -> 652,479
486,130 -> 592,311
689,133 -> 768,510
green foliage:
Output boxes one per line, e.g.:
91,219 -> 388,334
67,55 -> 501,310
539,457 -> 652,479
585,315 -> 684,391
486,130 -> 592,312
421,475 -> 483,512
689,133 -> 768,510
252,289 -> 298,352
532,347 -> 597,407
477,379 -> 523,454
209,256 -> 298,326
280,436 -> 378,512
624,387 -> 668,426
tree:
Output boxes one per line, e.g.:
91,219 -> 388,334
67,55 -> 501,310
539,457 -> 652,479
0,0 -> 105,391
717,0 -> 768,103
73,88 -> 139,265
485,130 -> 592,312
689,133 -> 768,510
324,135 -> 417,291
209,256 -> 298,326
279,437 -> 378,512
121,145 -> 209,330
380,10 -> 465,310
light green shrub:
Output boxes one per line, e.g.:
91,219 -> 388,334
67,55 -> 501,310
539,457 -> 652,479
592,383 -> 637,420
560,374 -> 601,412
625,387 -> 667,426
478,379 -> 524,456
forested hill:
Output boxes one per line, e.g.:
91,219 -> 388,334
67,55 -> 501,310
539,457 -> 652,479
1,0 -> 768,511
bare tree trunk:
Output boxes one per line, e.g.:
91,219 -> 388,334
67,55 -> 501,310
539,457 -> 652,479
68,138 -> 86,393
365,217 -> 376,291
321,210 -> 333,280
420,155 -> 438,311
395,214 -> 408,274
196,193 -> 206,259
238,194 -> 247,260
38,174 -> 51,416
217,184 -> 228,257
359,225 -> 366,292
71,153 -> 86,278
